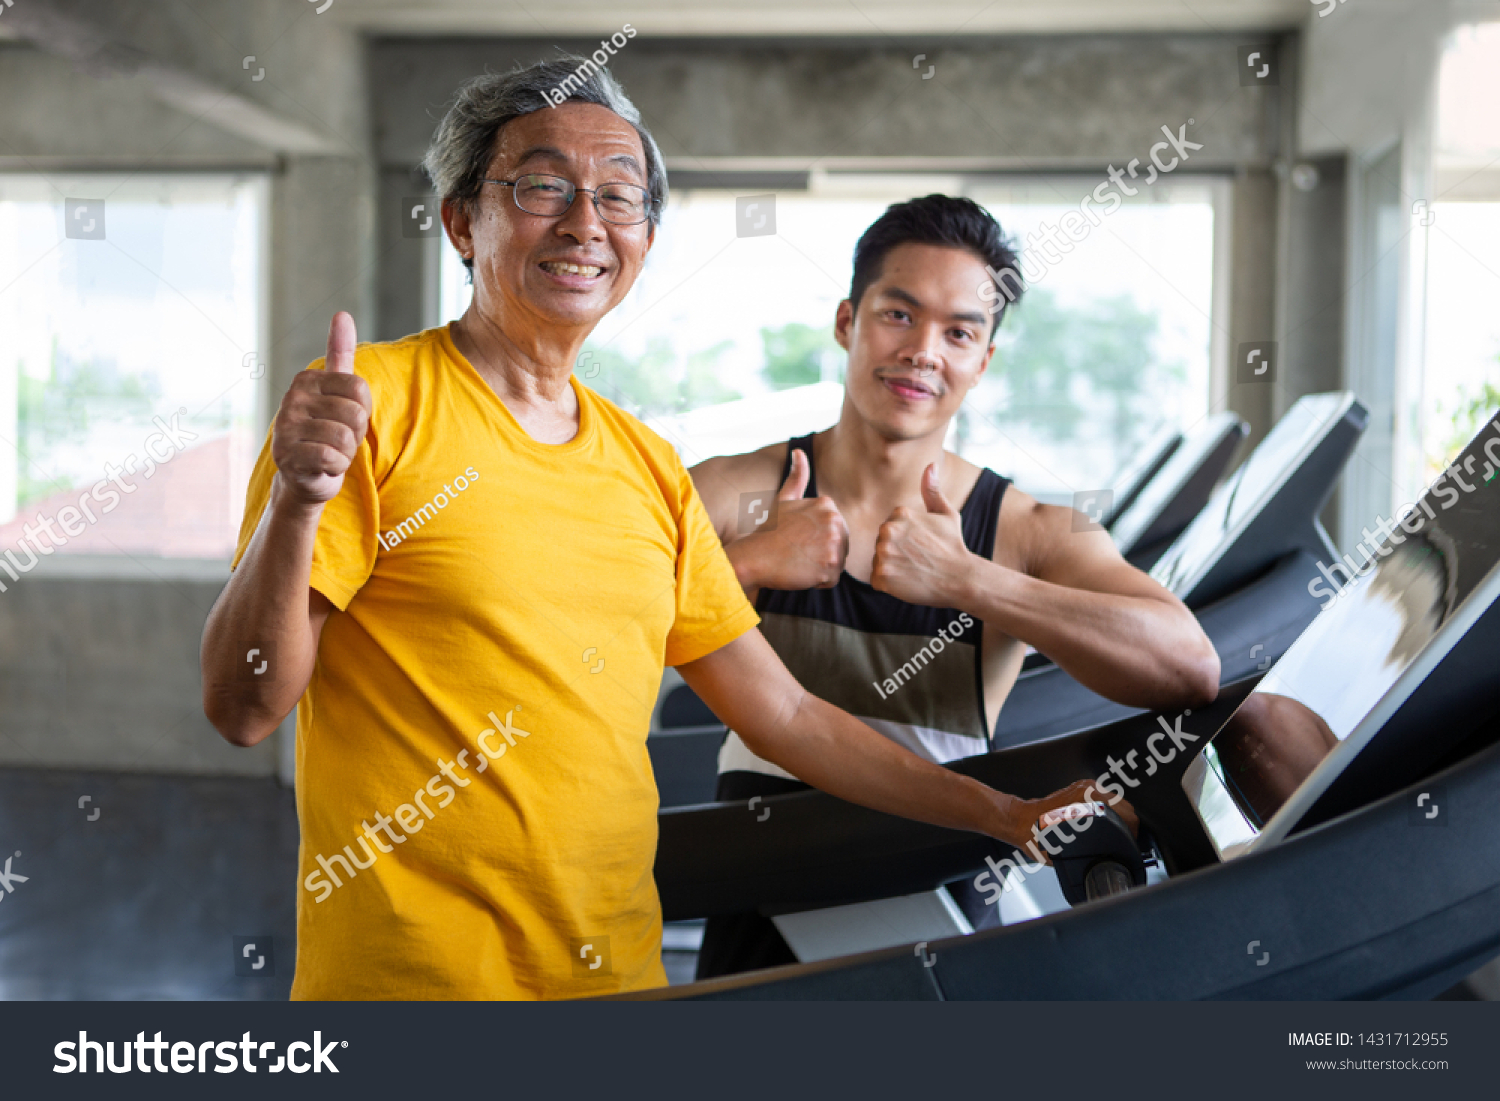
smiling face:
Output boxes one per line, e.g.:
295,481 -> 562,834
835,242 -> 997,442
444,101 -> 655,335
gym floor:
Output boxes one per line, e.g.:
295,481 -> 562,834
0,767 -> 715,998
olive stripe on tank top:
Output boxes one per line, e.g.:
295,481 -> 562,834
759,612 -> 984,739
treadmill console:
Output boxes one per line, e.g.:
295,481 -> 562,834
1183,414 -> 1500,858
1101,424 -> 1181,530
1151,393 -> 1358,601
1110,412 -> 1247,559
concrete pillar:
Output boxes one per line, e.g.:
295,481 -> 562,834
268,157 -> 376,396
1226,168 -> 1281,446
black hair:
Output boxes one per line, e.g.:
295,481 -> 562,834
848,194 -> 1024,334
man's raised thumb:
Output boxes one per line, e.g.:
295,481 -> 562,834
778,448 -> 810,501
922,462 -> 956,515
324,311 -> 358,374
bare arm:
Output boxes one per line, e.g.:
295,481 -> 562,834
201,312 -> 371,747
677,629 -> 1126,849
957,495 -> 1219,708
871,465 -> 1219,711
690,448 -> 849,601
202,486 -> 335,746
955,553 -> 1218,708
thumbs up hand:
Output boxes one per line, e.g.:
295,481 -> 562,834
870,463 -> 974,607
271,312 -> 374,507
731,449 -> 850,595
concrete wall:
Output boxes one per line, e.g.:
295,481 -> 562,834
0,0 -> 373,776
0,569 -> 276,774
0,46 -> 264,166
370,35 -> 1281,168
368,32 -> 1298,441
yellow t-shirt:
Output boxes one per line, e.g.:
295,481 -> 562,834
232,325 -> 758,1000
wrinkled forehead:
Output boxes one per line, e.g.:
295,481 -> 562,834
488,103 -> 648,183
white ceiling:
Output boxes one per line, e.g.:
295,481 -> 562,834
327,0 -> 1313,37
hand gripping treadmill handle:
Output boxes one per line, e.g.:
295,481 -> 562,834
654,679 -> 1261,922
1045,804 -> 1148,906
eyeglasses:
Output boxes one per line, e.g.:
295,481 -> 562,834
481,173 -> 657,226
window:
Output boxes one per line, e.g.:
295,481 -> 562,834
964,178 -> 1216,496
0,174 -> 265,565
1422,202 -> 1500,476
1423,23 -> 1500,479
440,173 -> 1219,499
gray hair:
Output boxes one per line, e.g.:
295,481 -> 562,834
423,55 -> 668,255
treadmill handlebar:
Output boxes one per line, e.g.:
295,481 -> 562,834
1042,803 -> 1148,905
656,678 -> 1261,920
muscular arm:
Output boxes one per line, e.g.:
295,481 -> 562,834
677,629 -> 1120,850
957,493 -> 1219,709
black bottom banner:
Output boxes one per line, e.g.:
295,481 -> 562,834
3,998 -> 1495,1099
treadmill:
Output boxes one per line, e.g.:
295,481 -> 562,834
1097,422 -> 1182,530
1108,411 -> 1248,569
1012,412 -> 1245,675
994,392 -> 1366,749
635,413 -> 1500,1000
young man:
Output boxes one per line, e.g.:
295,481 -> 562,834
689,195 -> 1220,977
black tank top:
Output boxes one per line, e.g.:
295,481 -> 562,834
718,434 -> 1010,774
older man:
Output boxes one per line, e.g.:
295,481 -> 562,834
201,58 -> 1103,1001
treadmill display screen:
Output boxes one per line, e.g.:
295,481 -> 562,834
1151,394 -> 1351,597
1104,424 -> 1181,529
1109,415 -> 1229,553
1188,415 -> 1500,855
